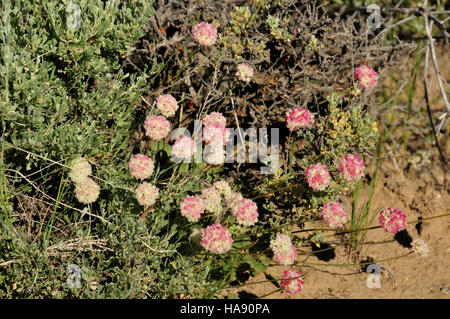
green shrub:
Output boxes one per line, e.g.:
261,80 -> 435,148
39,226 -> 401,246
0,0 -> 217,298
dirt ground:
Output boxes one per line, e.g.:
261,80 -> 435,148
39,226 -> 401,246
223,157 -> 449,299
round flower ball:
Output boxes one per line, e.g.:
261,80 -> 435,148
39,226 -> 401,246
201,186 -> 222,214
270,233 -> 298,266
180,195 -> 206,222
320,201 -> 347,229
203,126 -> 228,146
339,153 -> 365,183
172,136 -> 196,161
200,224 -> 233,254
236,63 -> 254,83
144,115 -> 171,141
192,22 -> 218,46
68,156 -> 92,184
225,191 -> 243,211
203,112 -> 226,128
355,65 -> 379,89
410,238 -> 429,257
280,269 -> 304,295
203,112 -> 227,146
204,144 -> 225,165
156,94 -> 178,117
379,208 -> 407,234
129,154 -> 154,180
75,177 -> 100,204
135,182 -> 159,207
285,107 -> 313,132
305,163 -> 331,191
232,198 -> 258,227
213,180 -> 232,198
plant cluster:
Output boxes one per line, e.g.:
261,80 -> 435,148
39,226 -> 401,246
0,0 -> 436,299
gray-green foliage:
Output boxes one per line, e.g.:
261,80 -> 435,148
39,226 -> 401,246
0,0 -> 215,298
1,0 -> 152,162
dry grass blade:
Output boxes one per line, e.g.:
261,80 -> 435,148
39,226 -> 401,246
46,238 -> 113,257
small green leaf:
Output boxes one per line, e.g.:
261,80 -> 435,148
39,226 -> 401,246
259,255 -> 272,266
252,262 -> 266,274
232,240 -> 252,249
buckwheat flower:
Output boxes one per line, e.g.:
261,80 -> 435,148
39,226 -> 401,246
225,191 -> 243,211
144,115 -> 171,141
201,224 -> 233,254
201,186 -> 222,214
204,145 -> 225,165
156,94 -> 178,117
75,177 -> 100,204
213,180 -> 232,198
203,112 -> 228,145
280,269 -> 304,295
339,153 -> 365,183
204,126 -> 228,146
180,196 -> 206,222
236,63 -> 254,83
135,182 -> 159,207
192,22 -> 218,46
305,164 -> 331,191
68,157 -> 92,184
355,65 -> 379,89
203,112 -> 226,128
232,198 -> 258,226
410,238 -> 429,257
129,154 -> 154,180
172,136 -> 196,161
379,208 -> 407,234
285,107 -> 313,132
320,201 -> 347,229
270,233 -> 298,266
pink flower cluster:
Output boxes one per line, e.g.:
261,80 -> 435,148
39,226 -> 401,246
129,154 -> 154,180
410,238 -> 429,257
213,180 -> 232,198
204,112 -> 226,128
305,164 -> 331,191
285,107 -> 313,132
225,191 -> 243,211
69,156 -> 100,204
204,127 -> 227,147
201,186 -> 222,214
236,63 -> 254,82
135,182 -> 159,207
339,154 -> 365,182
172,136 -> 196,161
144,115 -> 171,141
200,224 -> 233,254
180,195 -> 206,222
320,201 -> 347,229
379,208 -> 407,234
232,198 -> 259,226
68,157 -> 92,184
203,112 -> 227,146
280,269 -> 304,295
75,177 -> 100,204
270,233 -> 298,266
204,144 -> 225,165
192,22 -> 218,46
355,65 -> 379,89
156,94 -> 179,117
202,112 -> 227,165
